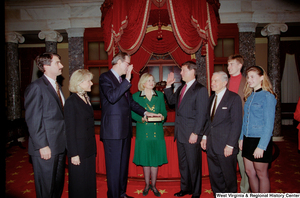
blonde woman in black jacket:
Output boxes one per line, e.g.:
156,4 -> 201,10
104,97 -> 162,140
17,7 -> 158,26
65,69 -> 96,198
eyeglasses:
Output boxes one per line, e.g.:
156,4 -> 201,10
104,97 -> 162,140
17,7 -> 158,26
124,61 -> 131,65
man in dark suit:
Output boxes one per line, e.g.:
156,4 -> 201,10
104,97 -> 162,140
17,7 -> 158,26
24,53 -> 66,198
201,71 -> 242,194
99,52 -> 158,198
164,61 -> 208,198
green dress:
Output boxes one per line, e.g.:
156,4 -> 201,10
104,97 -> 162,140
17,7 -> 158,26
132,90 -> 168,167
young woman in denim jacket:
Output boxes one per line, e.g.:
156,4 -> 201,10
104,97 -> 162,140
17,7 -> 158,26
239,66 -> 277,193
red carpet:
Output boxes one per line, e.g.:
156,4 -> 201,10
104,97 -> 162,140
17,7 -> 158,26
5,126 -> 300,197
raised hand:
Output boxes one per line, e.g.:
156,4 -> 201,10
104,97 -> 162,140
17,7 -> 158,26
166,72 -> 176,86
126,64 -> 133,81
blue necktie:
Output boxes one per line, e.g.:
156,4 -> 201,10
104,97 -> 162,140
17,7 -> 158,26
119,76 -> 128,98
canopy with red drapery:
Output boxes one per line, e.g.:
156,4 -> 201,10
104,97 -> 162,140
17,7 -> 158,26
102,0 -> 220,93
99,0 -> 220,178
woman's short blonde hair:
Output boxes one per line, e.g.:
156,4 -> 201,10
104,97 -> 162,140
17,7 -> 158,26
69,69 -> 93,94
138,73 -> 156,91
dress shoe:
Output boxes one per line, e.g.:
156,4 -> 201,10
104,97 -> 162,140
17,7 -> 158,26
142,184 -> 152,196
151,187 -> 161,197
174,190 -> 192,197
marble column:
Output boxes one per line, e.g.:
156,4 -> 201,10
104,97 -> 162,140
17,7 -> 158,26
196,44 -> 207,88
5,32 -> 25,121
261,23 -> 288,137
38,30 -> 63,53
66,28 -> 85,76
238,22 -> 257,74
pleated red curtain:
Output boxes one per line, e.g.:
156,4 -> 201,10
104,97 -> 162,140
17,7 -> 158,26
102,0 -> 219,92
130,29 -> 195,93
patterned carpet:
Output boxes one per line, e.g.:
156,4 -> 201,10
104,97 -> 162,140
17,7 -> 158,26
5,126 -> 300,198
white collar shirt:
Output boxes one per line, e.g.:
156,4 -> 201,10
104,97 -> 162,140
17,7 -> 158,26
44,74 -> 65,105
181,78 -> 196,97
111,68 -> 130,83
210,87 -> 226,115
111,69 -> 120,82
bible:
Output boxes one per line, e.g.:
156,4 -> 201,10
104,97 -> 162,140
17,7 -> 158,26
147,116 -> 162,123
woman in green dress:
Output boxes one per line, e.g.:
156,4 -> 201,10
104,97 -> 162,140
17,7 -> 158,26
132,73 -> 168,197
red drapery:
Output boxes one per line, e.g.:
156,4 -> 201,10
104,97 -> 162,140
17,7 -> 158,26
167,0 -> 205,54
103,0 -> 220,93
103,0 -> 151,56
130,29 -> 195,93
100,0 -> 219,178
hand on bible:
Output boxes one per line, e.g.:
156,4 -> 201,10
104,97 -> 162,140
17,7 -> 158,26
158,113 -> 164,121
143,112 -> 163,122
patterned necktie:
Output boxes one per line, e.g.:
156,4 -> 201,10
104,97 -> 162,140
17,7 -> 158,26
211,95 -> 218,121
178,84 -> 187,107
55,81 -> 64,110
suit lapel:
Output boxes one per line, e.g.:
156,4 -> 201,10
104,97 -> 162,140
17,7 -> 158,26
108,70 -> 129,104
211,89 -> 230,124
208,93 -> 215,111
108,70 -> 120,85
75,94 -> 94,115
178,81 -> 197,110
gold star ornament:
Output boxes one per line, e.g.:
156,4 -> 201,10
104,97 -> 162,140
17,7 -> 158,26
134,189 -> 143,194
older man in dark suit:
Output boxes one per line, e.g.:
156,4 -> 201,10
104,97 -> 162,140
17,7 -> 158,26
24,53 -> 66,198
164,61 -> 209,198
201,71 -> 242,195
99,52 -> 158,198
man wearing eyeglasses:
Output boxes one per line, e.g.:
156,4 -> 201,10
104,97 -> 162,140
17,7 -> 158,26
99,52 -> 159,198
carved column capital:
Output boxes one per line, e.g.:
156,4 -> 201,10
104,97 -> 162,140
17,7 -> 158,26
66,28 -> 85,38
237,22 -> 258,33
38,30 -> 63,42
261,23 -> 288,36
5,32 -> 25,43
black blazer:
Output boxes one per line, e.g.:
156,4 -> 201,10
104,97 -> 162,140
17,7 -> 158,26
204,89 -> 242,155
64,93 -> 96,159
164,80 -> 209,144
99,70 -> 146,140
24,75 -> 66,156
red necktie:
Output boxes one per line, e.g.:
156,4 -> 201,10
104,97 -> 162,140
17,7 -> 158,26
55,81 -> 64,110
178,84 -> 187,107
